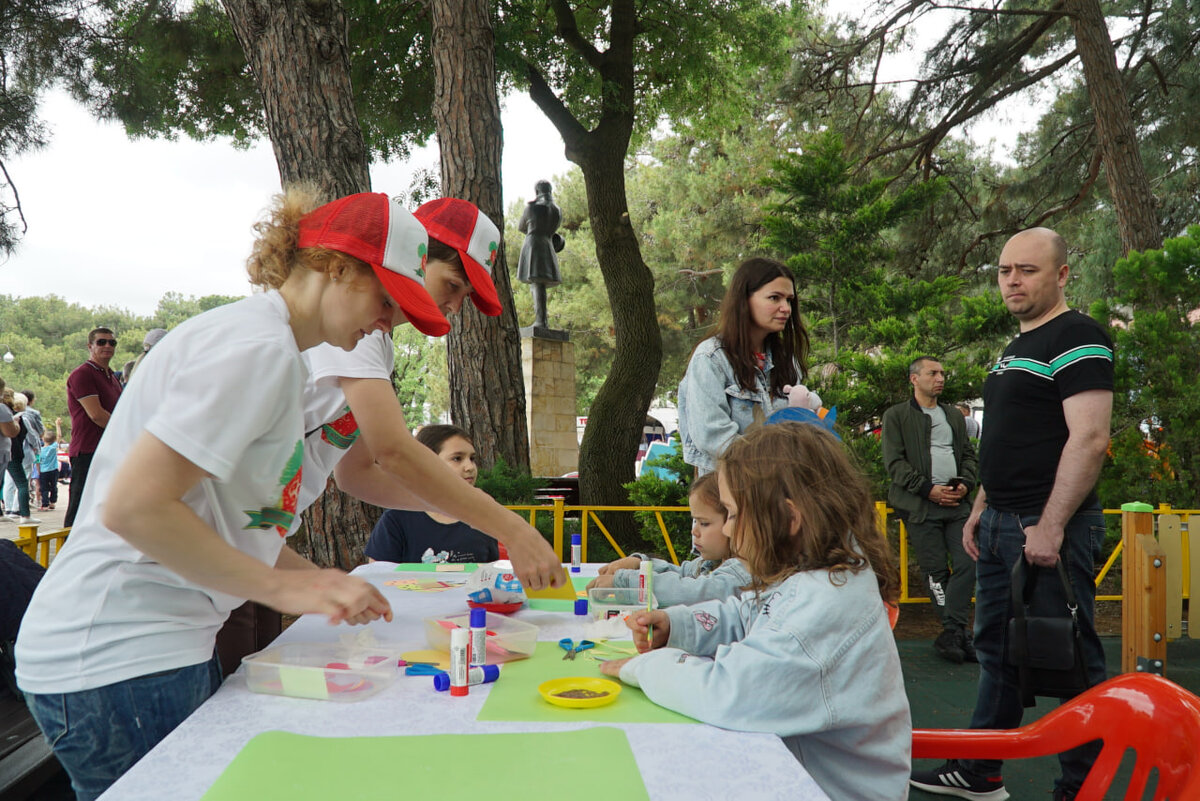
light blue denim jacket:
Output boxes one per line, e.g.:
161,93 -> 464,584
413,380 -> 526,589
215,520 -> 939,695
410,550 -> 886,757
612,556 -> 751,606
619,567 -> 911,801
677,336 -> 791,475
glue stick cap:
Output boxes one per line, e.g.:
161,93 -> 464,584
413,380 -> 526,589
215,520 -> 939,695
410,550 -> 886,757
469,607 -> 487,628
574,598 -> 588,616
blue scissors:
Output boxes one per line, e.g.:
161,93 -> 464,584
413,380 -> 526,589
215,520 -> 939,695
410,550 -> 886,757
558,638 -> 595,660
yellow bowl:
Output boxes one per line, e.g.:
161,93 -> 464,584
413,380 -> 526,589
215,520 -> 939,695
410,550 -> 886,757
538,677 -> 622,708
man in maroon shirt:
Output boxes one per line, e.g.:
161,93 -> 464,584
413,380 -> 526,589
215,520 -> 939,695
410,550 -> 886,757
64,328 -> 123,527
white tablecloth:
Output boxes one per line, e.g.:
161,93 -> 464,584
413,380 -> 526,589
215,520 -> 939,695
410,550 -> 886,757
99,563 -> 830,801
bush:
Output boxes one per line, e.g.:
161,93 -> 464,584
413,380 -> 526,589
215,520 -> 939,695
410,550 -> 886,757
623,442 -> 693,561
476,459 -> 539,505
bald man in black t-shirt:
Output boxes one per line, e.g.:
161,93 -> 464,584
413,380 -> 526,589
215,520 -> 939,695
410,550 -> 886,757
911,228 -> 1113,801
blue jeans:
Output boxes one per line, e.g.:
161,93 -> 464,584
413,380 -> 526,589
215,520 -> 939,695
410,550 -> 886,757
964,506 -> 1107,794
25,653 -> 223,801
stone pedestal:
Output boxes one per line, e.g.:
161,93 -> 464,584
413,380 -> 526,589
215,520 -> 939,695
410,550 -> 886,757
521,333 -> 578,477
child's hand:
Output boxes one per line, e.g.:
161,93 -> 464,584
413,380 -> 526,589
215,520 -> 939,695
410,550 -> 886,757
586,573 -> 615,591
626,610 -> 670,652
599,657 -> 631,678
598,556 -> 641,575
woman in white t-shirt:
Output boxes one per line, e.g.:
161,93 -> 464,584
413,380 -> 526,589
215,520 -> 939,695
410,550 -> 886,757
14,189 -> 448,801
296,198 -> 564,588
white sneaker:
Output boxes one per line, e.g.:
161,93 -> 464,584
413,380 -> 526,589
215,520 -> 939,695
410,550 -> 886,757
18,516 -> 41,525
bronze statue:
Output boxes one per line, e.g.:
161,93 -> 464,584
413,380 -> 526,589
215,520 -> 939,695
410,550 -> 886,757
517,180 -> 565,329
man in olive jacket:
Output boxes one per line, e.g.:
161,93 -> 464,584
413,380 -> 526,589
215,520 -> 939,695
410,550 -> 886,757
881,356 -> 978,663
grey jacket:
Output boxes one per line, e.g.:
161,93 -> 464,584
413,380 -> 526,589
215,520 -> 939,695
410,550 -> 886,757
678,337 -> 790,475
613,556 -> 751,606
620,567 -> 912,801
881,398 -> 977,524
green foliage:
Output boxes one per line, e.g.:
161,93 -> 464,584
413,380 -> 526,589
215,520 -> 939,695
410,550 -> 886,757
1094,225 -> 1200,510
622,442 -> 692,559
391,325 -> 447,426
475,458 -> 539,505
761,131 -> 1011,436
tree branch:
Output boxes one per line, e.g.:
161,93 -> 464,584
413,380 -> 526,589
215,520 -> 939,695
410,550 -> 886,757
548,0 -> 605,70
524,60 -> 590,157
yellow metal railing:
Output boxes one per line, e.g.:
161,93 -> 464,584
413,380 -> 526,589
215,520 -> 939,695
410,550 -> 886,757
506,498 -> 688,565
876,501 -> 1200,604
12,524 -> 70,568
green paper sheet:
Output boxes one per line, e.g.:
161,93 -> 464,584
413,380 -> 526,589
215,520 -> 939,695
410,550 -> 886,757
391,562 -> 480,573
528,598 -> 576,611
200,728 -> 649,801
477,642 -> 694,724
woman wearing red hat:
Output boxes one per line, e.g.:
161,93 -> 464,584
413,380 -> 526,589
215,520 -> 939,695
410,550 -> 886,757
14,188 -> 445,800
294,197 -> 563,587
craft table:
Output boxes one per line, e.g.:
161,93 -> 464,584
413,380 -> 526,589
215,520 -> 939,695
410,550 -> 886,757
98,562 -> 830,801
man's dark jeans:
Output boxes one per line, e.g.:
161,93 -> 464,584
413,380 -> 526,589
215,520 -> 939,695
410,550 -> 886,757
964,505 -> 1107,795
64,453 -> 93,527
906,504 -> 975,630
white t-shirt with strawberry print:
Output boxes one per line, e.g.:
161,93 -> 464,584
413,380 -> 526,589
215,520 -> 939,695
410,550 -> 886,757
16,291 -> 308,694
293,331 -> 395,533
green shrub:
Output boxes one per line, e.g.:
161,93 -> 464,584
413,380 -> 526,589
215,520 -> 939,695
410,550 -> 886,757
476,458 -> 539,505
623,442 -> 693,561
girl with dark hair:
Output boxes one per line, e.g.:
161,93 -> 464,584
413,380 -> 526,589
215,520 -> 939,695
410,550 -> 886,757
677,258 -> 811,474
363,425 -> 500,564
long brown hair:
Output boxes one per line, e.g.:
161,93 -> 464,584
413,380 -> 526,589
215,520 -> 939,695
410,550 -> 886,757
715,258 -> 809,395
718,423 -> 899,603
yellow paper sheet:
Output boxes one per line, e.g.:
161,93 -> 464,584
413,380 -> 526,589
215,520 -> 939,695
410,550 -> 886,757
523,567 -> 578,601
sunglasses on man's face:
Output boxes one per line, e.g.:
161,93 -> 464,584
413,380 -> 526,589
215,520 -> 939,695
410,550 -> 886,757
93,338 -> 118,347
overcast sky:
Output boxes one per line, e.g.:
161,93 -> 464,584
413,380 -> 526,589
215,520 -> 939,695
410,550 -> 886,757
2,90 -> 573,317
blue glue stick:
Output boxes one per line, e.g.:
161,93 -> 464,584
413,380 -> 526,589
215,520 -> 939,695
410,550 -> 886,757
570,533 -> 582,573
469,608 -> 487,667
433,664 -> 499,692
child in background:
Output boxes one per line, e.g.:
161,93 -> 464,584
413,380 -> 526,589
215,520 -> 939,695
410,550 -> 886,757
38,427 -> 60,511
600,423 -> 911,801
364,425 -> 500,564
588,473 -> 751,605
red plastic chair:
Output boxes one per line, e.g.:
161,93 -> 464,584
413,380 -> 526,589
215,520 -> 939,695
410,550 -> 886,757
912,672 -> 1200,801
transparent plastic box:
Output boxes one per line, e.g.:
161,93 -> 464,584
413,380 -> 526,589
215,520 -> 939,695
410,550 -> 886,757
242,643 -> 399,702
587,586 -> 657,622
424,611 -> 538,663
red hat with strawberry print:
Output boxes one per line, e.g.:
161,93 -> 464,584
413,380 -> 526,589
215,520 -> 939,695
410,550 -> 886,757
413,198 -> 503,316
298,193 -> 450,337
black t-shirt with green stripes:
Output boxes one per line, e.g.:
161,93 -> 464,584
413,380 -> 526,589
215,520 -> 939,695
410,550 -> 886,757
980,309 -> 1114,514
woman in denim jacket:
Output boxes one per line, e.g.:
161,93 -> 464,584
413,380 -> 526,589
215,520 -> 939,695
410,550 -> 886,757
677,258 -> 810,474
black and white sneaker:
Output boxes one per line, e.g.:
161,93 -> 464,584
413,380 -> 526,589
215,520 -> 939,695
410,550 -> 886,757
910,760 -> 1009,800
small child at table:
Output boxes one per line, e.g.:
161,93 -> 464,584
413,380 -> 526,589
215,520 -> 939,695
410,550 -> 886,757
588,473 -> 750,605
600,423 -> 911,801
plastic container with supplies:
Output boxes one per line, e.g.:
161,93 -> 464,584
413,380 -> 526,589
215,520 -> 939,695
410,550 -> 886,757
241,643 -> 400,702
587,586 -> 657,622
424,611 -> 537,663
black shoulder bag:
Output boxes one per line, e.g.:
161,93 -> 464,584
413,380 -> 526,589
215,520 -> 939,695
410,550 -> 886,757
1005,557 -> 1090,708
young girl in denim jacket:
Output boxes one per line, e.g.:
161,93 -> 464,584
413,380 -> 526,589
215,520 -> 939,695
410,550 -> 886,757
677,258 -> 810,475
589,473 -> 751,605
601,423 -> 911,801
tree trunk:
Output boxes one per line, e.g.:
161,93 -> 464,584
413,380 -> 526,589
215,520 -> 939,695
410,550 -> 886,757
221,0 -> 380,567
575,139 -> 662,548
428,0 -> 530,473
521,0 -> 663,548
220,0 -> 370,195
1066,0 -> 1162,255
